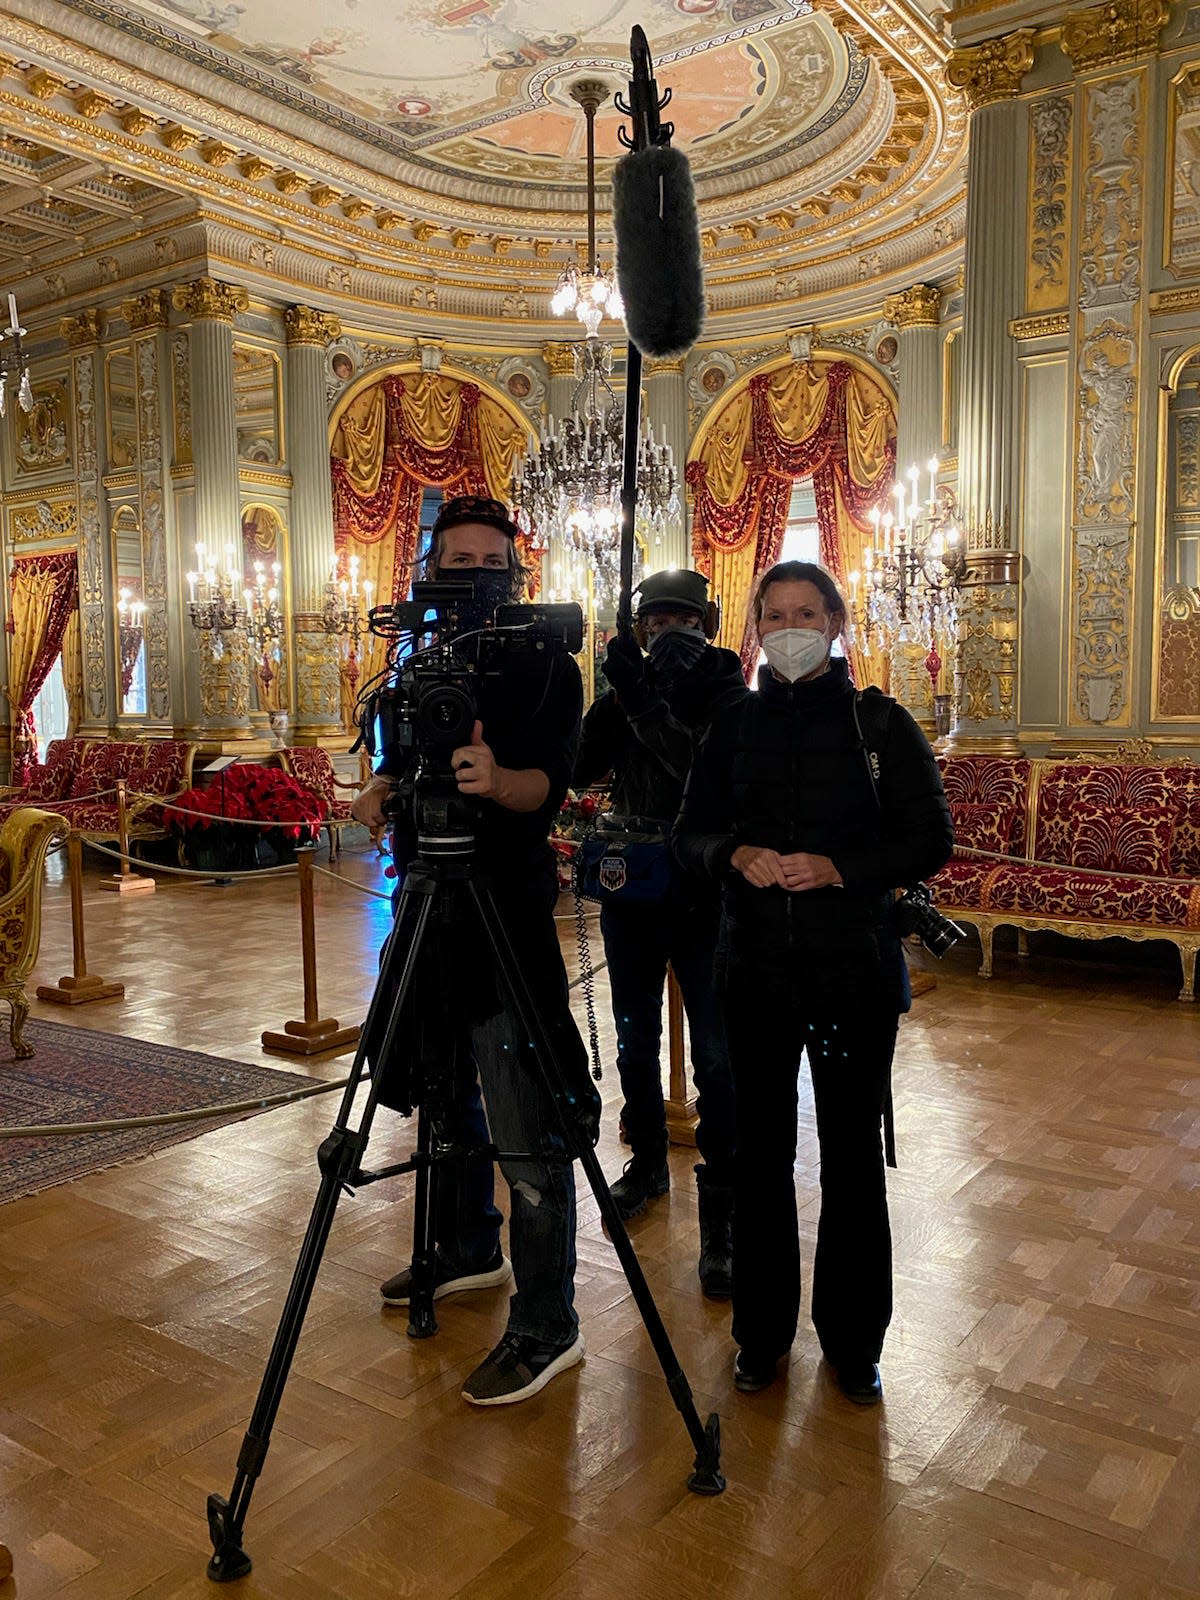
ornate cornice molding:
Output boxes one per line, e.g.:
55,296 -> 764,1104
1009,311 -> 1071,339
58,309 -> 104,347
171,276 -> 249,322
946,29 -> 1036,111
121,288 -> 168,330
1060,0 -> 1170,71
883,283 -> 942,327
284,306 -> 342,347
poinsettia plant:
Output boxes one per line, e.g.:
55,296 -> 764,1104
164,764 -> 327,844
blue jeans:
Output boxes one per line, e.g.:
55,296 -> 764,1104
431,1014 -> 578,1348
600,895 -> 734,1182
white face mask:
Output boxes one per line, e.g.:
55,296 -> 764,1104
761,627 -> 830,683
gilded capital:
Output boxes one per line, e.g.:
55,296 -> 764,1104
1060,0 -> 1169,70
646,356 -> 687,376
542,341 -> 576,379
59,308 -> 104,348
946,29 -> 1035,111
121,289 -> 169,331
883,284 -> 942,329
171,276 -> 249,323
284,305 -> 342,347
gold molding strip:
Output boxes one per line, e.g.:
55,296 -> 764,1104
1010,312 -> 1071,339
1150,286 -> 1200,314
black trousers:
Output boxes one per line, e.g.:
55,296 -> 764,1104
722,978 -> 898,1367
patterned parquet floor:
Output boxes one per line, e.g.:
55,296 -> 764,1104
2,840 -> 1199,1598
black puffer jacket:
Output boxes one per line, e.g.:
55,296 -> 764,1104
672,658 -> 953,1008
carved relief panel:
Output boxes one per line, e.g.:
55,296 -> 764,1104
1027,95 -> 1072,312
15,376 -> 71,476
1166,63 -> 1200,277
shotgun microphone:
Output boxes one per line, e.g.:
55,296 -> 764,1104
612,141 -> 705,360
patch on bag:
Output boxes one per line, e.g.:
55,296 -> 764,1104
599,853 -> 627,892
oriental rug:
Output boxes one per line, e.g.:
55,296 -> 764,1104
0,1021 -> 318,1204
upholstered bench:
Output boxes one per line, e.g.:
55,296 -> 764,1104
0,736 -> 198,843
931,752 -> 1200,1001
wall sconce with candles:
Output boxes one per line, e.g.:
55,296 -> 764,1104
185,542 -> 244,656
849,458 -> 966,725
0,293 -> 33,419
243,559 -> 284,697
321,553 -> 373,702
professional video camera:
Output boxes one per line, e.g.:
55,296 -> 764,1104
353,579 -> 584,855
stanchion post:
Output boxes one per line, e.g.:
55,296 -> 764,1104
262,845 -> 360,1057
664,964 -> 699,1146
36,832 -> 125,1004
97,778 -> 155,895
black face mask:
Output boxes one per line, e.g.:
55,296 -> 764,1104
647,624 -> 707,684
433,566 -> 514,633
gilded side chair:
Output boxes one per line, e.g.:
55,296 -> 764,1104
0,806 -> 67,1058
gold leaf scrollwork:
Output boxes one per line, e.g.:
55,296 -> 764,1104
882,284 -> 941,329
945,29 -> 1035,111
1060,0 -> 1170,71
171,278 -> 249,323
284,306 -> 343,348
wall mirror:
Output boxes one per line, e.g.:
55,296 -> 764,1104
1167,64 -> 1200,276
111,505 -> 146,717
105,347 -> 138,469
233,345 -> 282,465
241,504 -> 288,717
1153,348 -> 1200,720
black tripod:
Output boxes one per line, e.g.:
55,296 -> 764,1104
207,830 -> 724,1582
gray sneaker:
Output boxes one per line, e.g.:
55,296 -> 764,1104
461,1331 -> 585,1406
379,1249 -> 512,1307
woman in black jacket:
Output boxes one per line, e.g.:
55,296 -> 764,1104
673,560 -> 953,1403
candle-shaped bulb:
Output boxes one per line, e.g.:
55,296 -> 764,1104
7,292 -> 18,332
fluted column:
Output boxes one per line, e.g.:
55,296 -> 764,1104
645,356 -> 689,571
943,32 -> 1035,753
882,285 -> 945,724
59,310 -> 113,731
884,285 -> 943,475
285,305 -> 343,740
172,277 -> 252,738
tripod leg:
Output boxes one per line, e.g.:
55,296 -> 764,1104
467,880 -> 725,1496
206,885 -> 438,1581
406,1101 -> 439,1339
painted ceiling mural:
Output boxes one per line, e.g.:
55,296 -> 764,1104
61,0 -> 852,187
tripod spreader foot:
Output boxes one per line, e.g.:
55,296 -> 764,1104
686,1413 -> 726,1496
206,1494 -> 252,1583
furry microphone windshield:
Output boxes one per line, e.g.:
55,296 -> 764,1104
612,142 -> 705,360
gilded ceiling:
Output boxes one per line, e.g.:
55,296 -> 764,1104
0,0 -> 967,328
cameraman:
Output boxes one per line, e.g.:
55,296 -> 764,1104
673,561 -> 952,1403
574,570 -> 745,1296
352,495 -> 596,1407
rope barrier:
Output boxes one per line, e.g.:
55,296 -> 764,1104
127,789 -> 329,831
950,843 -> 1195,883
0,1073 -> 351,1139
312,863 -> 394,900
84,838 -> 300,881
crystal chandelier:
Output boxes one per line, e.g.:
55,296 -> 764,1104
850,459 -> 966,681
0,293 -> 33,419
513,79 -> 678,599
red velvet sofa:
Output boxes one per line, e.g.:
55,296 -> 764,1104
931,752 -> 1200,1001
0,736 -> 198,842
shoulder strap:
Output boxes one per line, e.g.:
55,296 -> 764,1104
852,689 -> 892,812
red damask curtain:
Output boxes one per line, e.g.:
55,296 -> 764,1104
6,549 -> 80,780
689,360 -> 896,684
329,372 -> 527,728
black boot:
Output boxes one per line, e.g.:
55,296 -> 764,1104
695,1165 -> 733,1299
609,1151 -> 670,1220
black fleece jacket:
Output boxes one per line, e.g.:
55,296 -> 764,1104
573,644 -> 747,825
672,658 -> 953,1005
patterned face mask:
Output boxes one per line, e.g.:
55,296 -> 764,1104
647,624 -> 707,682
